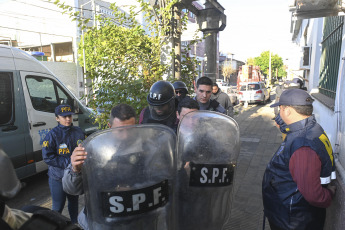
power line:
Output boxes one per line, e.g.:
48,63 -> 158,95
0,10 -> 89,22
10,0 -> 66,13
0,25 -> 73,38
37,0 -> 101,12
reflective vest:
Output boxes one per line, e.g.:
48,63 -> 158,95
262,115 -> 335,230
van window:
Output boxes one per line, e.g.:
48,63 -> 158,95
26,76 -> 73,113
0,72 -> 13,125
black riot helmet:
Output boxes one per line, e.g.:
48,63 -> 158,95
172,81 -> 188,94
0,146 -> 21,200
172,81 -> 188,103
147,81 -> 176,120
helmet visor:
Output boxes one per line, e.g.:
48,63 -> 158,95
149,99 -> 175,121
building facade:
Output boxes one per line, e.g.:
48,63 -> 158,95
290,10 -> 345,230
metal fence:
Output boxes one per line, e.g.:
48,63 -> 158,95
319,16 -> 344,99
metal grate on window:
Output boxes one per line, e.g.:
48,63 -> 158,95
319,16 -> 344,99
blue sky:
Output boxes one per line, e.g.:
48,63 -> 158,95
199,0 -> 296,62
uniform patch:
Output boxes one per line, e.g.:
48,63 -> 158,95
61,106 -> 72,113
77,139 -> 83,145
42,141 -> 49,148
101,180 -> 169,217
58,143 -> 70,155
319,133 -> 333,165
189,163 -> 234,187
38,129 -> 50,145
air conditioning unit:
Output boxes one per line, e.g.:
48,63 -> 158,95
300,46 -> 311,69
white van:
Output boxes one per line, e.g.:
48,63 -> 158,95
0,45 -> 98,179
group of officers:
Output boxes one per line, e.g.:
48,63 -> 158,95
1,76 -> 236,230
1,76 -> 337,230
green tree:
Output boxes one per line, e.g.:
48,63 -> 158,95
246,57 -> 255,65
52,0 -> 199,127
253,51 -> 286,78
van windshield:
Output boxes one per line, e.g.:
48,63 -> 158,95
240,84 -> 260,91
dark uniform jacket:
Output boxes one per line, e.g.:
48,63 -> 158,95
262,115 -> 335,230
139,107 -> 177,132
42,123 -> 85,181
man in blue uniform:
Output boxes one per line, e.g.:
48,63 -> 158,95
263,89 -> 336,230
42,104 -> 85,224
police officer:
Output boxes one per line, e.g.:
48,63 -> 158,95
139,81 -> 177,130
0,146 -> 81,230
172,81 -> 189,103
42,104 -> 85,224
263,89 -> 336,230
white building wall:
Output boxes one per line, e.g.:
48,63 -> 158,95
0,0 -> 75,46
297,16 -> 345,230
312,102 -> 337,148
308,18 -> 323,90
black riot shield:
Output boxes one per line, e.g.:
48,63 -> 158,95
82,124 -> 176,230
176,111 -> 240,230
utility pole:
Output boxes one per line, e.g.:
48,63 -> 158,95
172,4 -> 181,80
269,50 -> 271,86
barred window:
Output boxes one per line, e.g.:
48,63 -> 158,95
319,16 -> 344,99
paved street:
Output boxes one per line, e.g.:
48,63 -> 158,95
8,99 -> 282,230
224,101 -> 281,230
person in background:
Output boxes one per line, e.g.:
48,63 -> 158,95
173,81 -> 189,103
62,104 -> 136,230
263,89 -> 336,230
211,83 -> 234,117
42,104 -> 85,224
194,77 -> 226,114
273,80 -> 284,118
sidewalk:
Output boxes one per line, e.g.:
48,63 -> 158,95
224,102 -> 282,230
62,101 -> 282,230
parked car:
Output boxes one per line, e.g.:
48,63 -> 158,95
238,82 -> 270,105
216,79 -> 227,86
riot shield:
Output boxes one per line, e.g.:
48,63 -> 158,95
82,124 -> 176,230
176,111 -> 240,230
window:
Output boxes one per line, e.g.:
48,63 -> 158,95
26,76 -> 73,113
0,72 -> 14,125
319,16 -> 344,99
240,84 -> 260,91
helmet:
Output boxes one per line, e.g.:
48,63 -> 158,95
147,81 -> 176,106
172,81 -> 188,94
0,146 -> 21,200
147,81 -> 176,120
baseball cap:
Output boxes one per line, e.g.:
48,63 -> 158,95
270,88 -> 314,107
55,104 -> 75,116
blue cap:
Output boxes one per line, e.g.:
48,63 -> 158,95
55,105 -> 75,116
270,88 -> 314,107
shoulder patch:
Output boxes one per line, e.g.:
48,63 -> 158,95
42,141 -> 49,148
